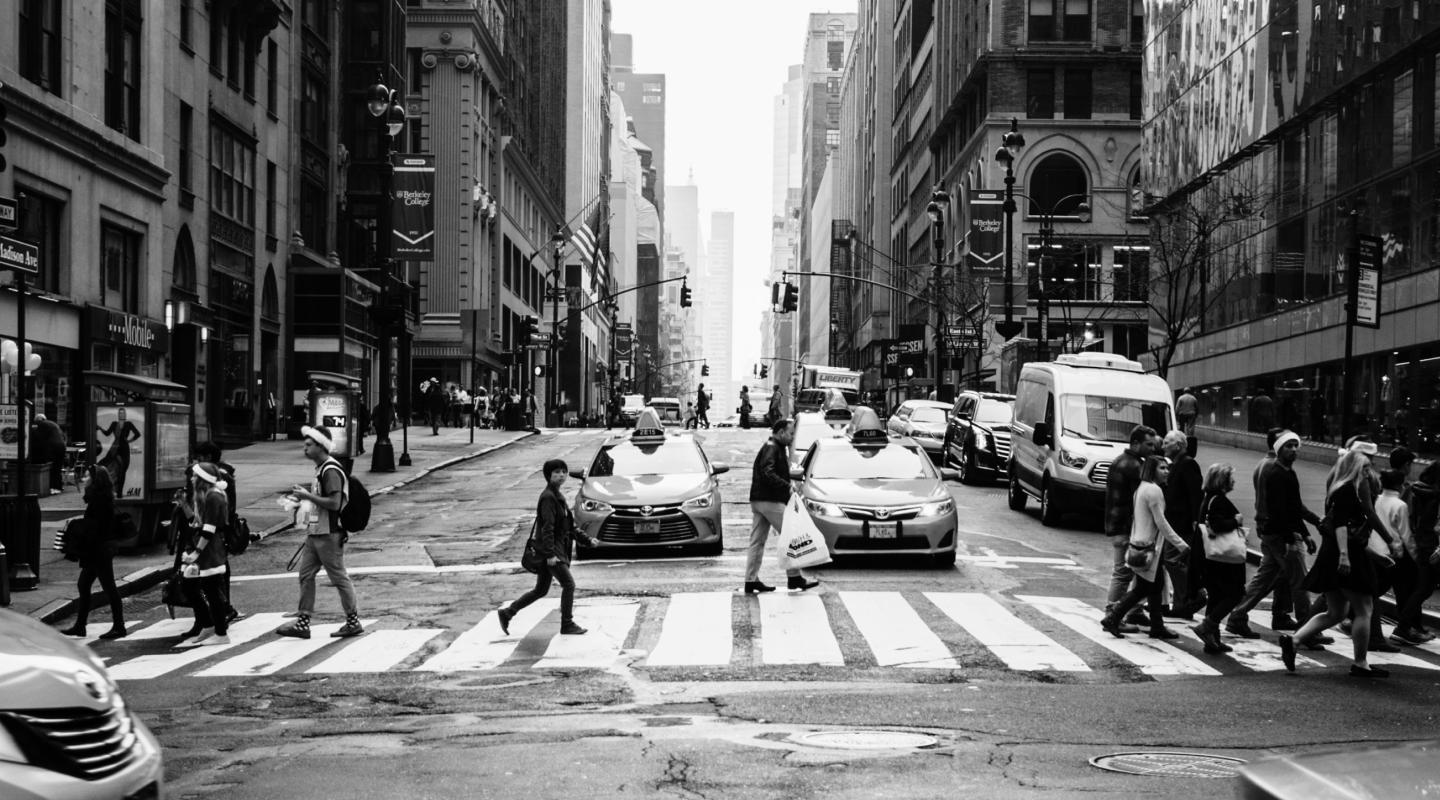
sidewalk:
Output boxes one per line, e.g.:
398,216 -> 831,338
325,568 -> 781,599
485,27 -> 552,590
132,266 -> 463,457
9,425 -> 536,622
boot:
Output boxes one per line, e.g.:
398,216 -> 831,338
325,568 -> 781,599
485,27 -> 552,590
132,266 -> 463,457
1191,621 -> 1223,654
497,607 -> 514,635
1100,614 -> 1126,639
1148,625 -> 1180,640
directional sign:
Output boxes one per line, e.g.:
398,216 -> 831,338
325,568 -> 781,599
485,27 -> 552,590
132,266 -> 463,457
947,324 -> 979,338
0,235 -> 39,274
0,197 -> 16,232
528,332 -> 554,344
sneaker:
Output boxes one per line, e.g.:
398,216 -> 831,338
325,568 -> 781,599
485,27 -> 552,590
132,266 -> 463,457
559,622 -> 588,635
1270,615 -> 1300,631
189,628 -> 216,645
176,629 -> 204,646
1225,620 -> 1261,639
276,621 -> 311,640
331,621 -> 365,638
497,608 -> 513,635
204,634 -> 231,646
1350,664 -> 1390,678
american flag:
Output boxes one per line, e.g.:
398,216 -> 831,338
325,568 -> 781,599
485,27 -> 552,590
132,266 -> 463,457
572,204 -> 602,268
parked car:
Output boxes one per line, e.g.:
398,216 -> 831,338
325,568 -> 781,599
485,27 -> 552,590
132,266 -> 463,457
942,391 -> 1016,484
788,411 -> 849,472
885,399 -> 952,463
618,394 -> 646,427
0,608 -> 164,800
746,390 -> 773,425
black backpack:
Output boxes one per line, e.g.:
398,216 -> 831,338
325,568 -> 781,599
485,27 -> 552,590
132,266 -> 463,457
321,459 -> 371,533
224,515 -> 252,555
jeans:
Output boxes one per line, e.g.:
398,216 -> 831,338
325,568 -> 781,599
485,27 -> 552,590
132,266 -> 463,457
1111,571 -> 1167,625
1106,534 -> 1135,614
1228,534 -> 1310,624
297,533 -> 358,616
74,557 -> 123,628
185,574 -> 230,635
507,560 -> 577,625
746,501 -> 803,582
1400,549 -> 1438,632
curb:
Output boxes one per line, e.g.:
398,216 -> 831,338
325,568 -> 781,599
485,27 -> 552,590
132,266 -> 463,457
1243,546 -> 1440,630
30,431 -> 538,621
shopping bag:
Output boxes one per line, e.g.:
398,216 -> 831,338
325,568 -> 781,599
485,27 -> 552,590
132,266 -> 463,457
779,494 -> 832,570
1199,523 -> 1248,564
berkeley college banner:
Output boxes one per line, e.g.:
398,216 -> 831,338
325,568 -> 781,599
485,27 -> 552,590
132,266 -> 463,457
966,190 -> 1003,273
392,154 -> 435,261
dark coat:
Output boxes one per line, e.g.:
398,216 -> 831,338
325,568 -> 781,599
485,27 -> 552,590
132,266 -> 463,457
78,494 -> 119,565
749,437 -> 792,504
1163,453 -> 1204,537
1103,448 -> 1146,537
535,486 -> 578,564
33,418 -> 67,463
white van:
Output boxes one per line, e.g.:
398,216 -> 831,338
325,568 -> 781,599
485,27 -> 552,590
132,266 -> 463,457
1006,353 -> 1176,526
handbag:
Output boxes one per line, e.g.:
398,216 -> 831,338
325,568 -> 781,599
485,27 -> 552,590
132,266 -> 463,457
1198,495 -> 1249,564
1126,541 -> 1155,569
58,518 -> 86,562
113,511 -> 139,541
520,519 -> 543,574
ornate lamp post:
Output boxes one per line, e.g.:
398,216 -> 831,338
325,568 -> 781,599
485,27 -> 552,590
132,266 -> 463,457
994,119 -> 1027,341
365,74 -> 407,473
925,185 -> 952,401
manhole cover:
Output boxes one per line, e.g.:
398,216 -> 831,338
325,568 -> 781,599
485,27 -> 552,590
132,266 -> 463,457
1091,752 -> 1247,778
576,597 -> 640,606
797,731 -> 938,750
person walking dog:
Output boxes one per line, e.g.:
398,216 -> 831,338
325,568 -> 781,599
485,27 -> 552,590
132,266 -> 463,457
497,459 -> 598,636
58,466 -> 127,639
276,425 -> 363,640
744,418 -> 819,593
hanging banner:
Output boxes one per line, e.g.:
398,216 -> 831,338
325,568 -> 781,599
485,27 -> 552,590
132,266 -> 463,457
614,323 -> 634,363
392,154 -> 436,261
897,323 -> 927,367
967,190 -> 1004,273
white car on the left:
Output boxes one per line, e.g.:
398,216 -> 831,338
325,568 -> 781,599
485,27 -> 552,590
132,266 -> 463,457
0,609 -> 164,800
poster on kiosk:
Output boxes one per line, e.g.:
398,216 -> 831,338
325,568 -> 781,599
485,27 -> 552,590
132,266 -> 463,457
310,392 -> 356,460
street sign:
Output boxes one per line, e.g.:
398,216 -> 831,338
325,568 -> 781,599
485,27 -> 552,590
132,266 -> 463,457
946,324 -> 979,338
1354,234 -> 1382,329
0,235 -> 38,274
944,336 -> 981,349
0,197 -> 16,232
528,332 -> 554,344
525,343 -> 548,350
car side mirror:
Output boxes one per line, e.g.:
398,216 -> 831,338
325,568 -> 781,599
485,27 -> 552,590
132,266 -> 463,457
1032,422 -> 1052,448
569,469 -> 586,479
941,468 -> 961,481
711,463 -> 730,475
789,468 -> 805,481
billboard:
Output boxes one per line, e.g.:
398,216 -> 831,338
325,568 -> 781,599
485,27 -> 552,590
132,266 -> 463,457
95,405 -> 147,500
392,154 -> 435,260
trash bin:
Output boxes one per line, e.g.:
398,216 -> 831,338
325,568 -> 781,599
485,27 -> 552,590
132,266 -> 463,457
0,496 -> 42,592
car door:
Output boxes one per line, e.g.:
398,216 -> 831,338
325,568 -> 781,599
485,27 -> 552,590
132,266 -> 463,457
1010,382 -> 1042,491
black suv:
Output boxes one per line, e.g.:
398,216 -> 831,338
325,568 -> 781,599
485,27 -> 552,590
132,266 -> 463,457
941,391 -> 1016,484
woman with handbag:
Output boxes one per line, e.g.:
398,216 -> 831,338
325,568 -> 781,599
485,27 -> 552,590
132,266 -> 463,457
177,462 -> 233,646
1282,449 -> 1385,677
59,466 -> 127,639
496,459 -> 598,637
1190,463 -> 1246,653
1101,456 -> 1191,639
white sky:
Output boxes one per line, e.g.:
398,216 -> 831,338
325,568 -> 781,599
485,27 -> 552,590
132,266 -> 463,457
610,1 -> 846,383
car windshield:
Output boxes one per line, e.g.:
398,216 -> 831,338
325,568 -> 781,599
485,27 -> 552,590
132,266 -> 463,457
809,443 -> 936,480
976,400 -> 1013,424
590,441 -> 706,477
910,407 -> 946,424
794,419 -> 846,453
623,395 -> 645,407
1060,394 -> 1171,441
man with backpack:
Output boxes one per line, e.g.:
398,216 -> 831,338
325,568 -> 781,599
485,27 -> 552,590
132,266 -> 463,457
277,425 -> 364,640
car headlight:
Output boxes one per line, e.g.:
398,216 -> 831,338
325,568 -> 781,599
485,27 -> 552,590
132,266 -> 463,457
974,431 -> 990,451
682,494 -> 714,510
803,498 -> 845,517
580,497 -> 613,513
917,499 -> 955,517
0,723 -> 27,765
1059,449 -> 1088,469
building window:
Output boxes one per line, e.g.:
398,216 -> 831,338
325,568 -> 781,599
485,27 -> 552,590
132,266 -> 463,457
1027,69 -> 1055,119
210,123 -> 256,226
173,225 -> 198,295
300,179 -> 327,252
16,191 -> 64,293
267,40 -> 278,115
19,0 -> 63,94
1395,69 -> 1414,166
209,3 -> 223,74
179,103 -> 194,198
827,102 -> 840,124
227,12 -> 243,88
351,1 -> 382,61
302,71 -> 328,147
826,76 -> 841,94
1062,0 -> 1091,41
266,161 -> 277,241
179,0 -> 192,49
101,223 -> 142,313
243,31 -> 257,98
826,129 -> 840,150
262,266 -> 279,321
643,82 -> 663,92
104,0 -> 143,141
1063,70 -> 1092,119
407,117 -> 422,154
407,47 -> 423,94
302,0 -> 327,35
1130,69 -> 1143,120
1130,0 -> 1144,44
1028,153 -> 1089,217
1113,246 -> 1150,302
827,40 -> 844,70
1029,0 -> 1055,40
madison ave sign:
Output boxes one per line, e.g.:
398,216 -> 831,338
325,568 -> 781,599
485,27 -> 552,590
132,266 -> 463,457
0,235 -> 39,274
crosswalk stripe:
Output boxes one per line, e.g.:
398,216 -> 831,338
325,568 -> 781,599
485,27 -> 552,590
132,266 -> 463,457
125,618 -> 200,641
533,601 -> 640,669
1016,596 -> 1220,676
1240,611 -> 1440,671
646,593 -> 733,667
306,629 -> 445,673
841,592 -> 958,668
108,614 -> 288,680
193,620 -> 377,677
1174,615 -> 1321,672
758,593 -> 844,665
925,592 -> 1088,672
416,599 -> 559,672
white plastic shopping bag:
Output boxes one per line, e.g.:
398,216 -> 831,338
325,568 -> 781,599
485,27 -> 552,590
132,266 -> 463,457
779,494 -> 832,570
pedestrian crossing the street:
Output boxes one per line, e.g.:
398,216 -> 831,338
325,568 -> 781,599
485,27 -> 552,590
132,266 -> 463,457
88,592 -> 1440,682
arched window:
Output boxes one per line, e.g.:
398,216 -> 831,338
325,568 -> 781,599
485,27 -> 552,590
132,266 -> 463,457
1028,153 -> 1089,218
173,225 -> 197,294
261,265 -> 279,322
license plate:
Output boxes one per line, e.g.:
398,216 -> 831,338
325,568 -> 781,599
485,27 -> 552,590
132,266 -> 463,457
870,522 -> 897,538
634,521 -> 661,535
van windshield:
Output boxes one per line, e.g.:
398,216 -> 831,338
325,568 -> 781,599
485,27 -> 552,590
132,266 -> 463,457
1060,395 -> 1170,442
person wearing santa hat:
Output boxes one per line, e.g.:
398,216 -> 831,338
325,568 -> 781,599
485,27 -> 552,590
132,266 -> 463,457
178,461 -> 233,646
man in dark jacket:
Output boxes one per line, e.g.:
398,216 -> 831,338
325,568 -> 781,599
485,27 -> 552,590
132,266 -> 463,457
1161,429 -> 1205,618
32,412 -> 68,494
1104,425 -> 1159,630
696,383 -> 711,429
745,418 -> 818,593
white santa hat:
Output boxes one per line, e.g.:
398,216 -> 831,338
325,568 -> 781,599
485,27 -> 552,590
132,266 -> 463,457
301,425 -> 335,452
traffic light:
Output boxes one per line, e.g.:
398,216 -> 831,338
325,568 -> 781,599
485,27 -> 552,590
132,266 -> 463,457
701,363 -> 710,377
760,364 -> 769,379
553,321 -> 567,350
781,282 -> 798,313
533,364 -> 552,377
680,280 -> 693,308
520,314 -> 539,345
0,98 -> 7,174
771,282 -> 783,307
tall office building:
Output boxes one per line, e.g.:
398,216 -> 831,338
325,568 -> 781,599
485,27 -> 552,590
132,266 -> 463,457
702,211 -> 735,414
610,33 -> 666,220
766,66 -> 805,399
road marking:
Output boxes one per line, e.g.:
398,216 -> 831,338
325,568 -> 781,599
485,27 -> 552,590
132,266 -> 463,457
1170,615 -> 1322,672
193,620 -> 376,677
925,592 -> 1089,672
958,555 -> 1077,565
840,591 -> 958,668
646,593 -> 734,667
306,629 -> 445,673
416,599 -> 559,672
1248,611 -> 1440,672
232,563 -> 523,581
758,593 -> 844,665
533,601 -> 640,669
124,618 -> 200,641
1016,596 -> 1220,676
107,614 -> 288,680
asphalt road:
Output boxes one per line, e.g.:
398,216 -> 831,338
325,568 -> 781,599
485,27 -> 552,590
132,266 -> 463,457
90,427 -> 1440,799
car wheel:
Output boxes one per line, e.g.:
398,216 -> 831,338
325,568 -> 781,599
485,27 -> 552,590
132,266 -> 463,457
1007,465 -> 1027,511
931,550 -> 957,568
1040,479 -> 1062,527
699,532 -> 724,557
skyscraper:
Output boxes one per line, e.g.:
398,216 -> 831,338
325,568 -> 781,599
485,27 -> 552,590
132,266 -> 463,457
703,211 -> 735,415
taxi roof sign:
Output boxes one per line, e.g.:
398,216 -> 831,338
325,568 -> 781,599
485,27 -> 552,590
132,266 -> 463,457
847,406 -> 888,444
632,408 -> 667,441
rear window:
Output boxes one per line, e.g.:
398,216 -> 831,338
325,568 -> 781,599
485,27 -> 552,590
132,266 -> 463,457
590,441 -> 707,476
910,407 -> 946,424
809,442 -> 937,480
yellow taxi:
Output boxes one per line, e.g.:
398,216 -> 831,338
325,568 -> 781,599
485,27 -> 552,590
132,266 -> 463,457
571,408 -> 728,557
791,407 -> 960,567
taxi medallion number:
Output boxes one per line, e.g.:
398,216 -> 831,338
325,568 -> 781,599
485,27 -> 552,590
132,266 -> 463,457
635,521 -> 661,535
870,522 -> 898,538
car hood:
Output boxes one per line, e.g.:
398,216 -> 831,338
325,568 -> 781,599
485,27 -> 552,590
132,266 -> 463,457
581,473 -> 713,505
1241,740 -> 1440,799
804,479 -> 948,506
0,610 -> 114,712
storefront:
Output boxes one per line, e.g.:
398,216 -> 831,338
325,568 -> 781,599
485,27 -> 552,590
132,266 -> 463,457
1,283 -> 84,440
83,304 -> 170,441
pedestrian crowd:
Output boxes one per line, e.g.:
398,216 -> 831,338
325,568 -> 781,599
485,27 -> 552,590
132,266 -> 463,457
1101,422 -> 1440,679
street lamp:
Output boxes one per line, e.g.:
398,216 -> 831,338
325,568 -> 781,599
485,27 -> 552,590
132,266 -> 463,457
547,229 -> 566,427
365,72 -> 405,473
994,119 -> 1026,341
1033,194 -> 1091,363
926,185 -> 952,402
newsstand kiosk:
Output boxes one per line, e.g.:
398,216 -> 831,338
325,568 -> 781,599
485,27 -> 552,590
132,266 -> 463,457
306,371 -> 361,473
85,371 -> 192,547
